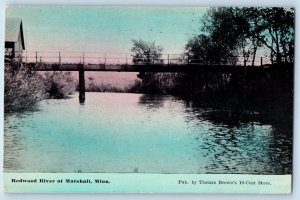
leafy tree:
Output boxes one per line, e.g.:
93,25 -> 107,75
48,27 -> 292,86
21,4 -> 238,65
185,7 -> 248,65
202,7 -> 245,64
237,8 -> 265,65
205,7 -> 294,65
131,39 -> 161,93
130,39 -> 179,94
185,34 -> 238,65
131,39 -> 163,64
189,7 -> 294,66
255,7 -> 294,63
185,34 -> 211,63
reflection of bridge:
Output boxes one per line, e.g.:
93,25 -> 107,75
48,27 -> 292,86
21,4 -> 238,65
14,51 -> 290,103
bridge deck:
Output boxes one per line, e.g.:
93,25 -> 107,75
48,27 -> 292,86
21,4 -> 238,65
26,62 -> 293,103
30,63 -> 282,73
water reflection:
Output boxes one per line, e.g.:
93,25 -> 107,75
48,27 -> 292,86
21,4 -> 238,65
138,94 -> 165,110
4,93 -> 292,174
4,115 -> 28,171
182,100 -> 292,174
137,94 -> 292,174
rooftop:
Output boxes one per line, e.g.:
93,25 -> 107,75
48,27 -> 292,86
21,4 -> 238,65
5,18 -> 25,49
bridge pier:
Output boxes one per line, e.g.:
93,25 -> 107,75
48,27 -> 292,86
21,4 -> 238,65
78,65 -> 85,104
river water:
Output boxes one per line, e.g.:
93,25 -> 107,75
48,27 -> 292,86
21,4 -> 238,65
4,92 -> 292,174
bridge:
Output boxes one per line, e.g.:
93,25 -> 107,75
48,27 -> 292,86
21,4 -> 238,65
8,51 -> 291,103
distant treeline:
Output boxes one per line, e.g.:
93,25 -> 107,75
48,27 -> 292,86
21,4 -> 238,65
84,76 -> 134,93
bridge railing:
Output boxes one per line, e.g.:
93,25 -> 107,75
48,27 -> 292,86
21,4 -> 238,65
11,51 -> 273,67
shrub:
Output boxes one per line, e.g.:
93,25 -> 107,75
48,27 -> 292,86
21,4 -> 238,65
4,60 -> 46,112
44,71 -> 76,99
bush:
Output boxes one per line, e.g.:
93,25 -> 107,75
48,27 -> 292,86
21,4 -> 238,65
4,60 -> 46,112
44,71 -> 76,99
4,61 -> 77,112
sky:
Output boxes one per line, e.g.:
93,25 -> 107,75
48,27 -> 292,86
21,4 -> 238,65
5,6 -> 207,56
5,6 -> 207,86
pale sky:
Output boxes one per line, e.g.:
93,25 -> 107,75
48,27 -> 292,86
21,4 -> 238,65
6,6 -> 207,86
6,6 -> 207,56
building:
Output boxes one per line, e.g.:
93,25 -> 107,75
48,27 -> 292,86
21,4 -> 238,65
5,18 -> 25,62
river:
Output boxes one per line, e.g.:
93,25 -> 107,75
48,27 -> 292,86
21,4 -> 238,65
4,92 -> 292,174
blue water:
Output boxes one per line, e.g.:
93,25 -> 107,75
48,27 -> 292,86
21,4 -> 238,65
4,92 -> 292,174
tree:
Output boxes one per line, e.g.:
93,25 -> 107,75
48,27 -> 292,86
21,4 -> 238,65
256,7 -> 294,63
199,7 -> 294,65
204,8 -> 246,64
131,39 -> 174,93
185,34 -> 238,65
131,39 -> 163,64
185,7 -> 250,65
185,34 -> 211,63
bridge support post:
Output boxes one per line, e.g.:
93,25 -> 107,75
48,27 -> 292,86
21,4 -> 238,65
78,65 -> 85,104
59,52 -> 61,65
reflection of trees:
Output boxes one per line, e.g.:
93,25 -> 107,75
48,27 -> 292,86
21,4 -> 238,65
201,129 -> 242,173
186,97 -> 292,131
199,126 -> 266,174
191,118 -> 292,174
185,103 -> 292,174
183,102 -> 258,128
138,94 -> 165,110
200,110 -> 256,127
266,126 -> 293,174
178,66 -> 293,130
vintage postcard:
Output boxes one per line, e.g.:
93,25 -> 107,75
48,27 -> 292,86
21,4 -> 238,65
3,6 -> 294,193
